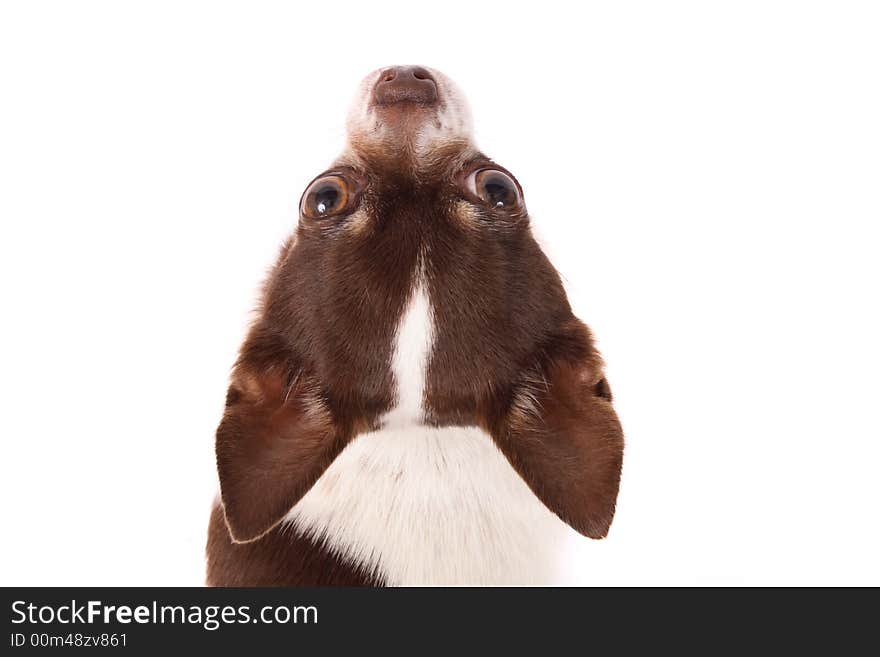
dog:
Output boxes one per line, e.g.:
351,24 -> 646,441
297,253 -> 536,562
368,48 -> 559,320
206,65 -> 624,586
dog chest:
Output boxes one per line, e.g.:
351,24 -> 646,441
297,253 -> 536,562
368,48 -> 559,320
285,424 -> 569,585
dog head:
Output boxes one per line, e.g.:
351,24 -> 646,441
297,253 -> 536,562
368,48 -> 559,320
216,66 -> 623,544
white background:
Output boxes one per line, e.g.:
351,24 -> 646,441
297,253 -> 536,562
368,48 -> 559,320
1,1 -> 878,586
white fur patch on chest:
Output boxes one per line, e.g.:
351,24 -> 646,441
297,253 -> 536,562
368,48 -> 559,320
285,424 -> 569,585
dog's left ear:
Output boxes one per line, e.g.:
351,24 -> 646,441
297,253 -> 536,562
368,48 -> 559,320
488,320 -> 625,539
215,332 -> 348,543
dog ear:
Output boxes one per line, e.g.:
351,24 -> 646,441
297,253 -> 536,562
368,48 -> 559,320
489,323 -> 624,539
215,334 -> 346,543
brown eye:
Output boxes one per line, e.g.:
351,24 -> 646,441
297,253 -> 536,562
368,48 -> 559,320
467,168 -> 523,211
301,174 -> 354,219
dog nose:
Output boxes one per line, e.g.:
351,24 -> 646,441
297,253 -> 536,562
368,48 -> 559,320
374,66 -> 438,105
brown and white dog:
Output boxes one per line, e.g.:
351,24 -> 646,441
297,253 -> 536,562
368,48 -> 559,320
206,66 -> 624,586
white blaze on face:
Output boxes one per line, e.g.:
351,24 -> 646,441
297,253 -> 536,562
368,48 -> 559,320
344,66 -> 475,156
382,283 -> 433,428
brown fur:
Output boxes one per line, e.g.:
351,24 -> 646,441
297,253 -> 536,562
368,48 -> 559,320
208,78 -> 624,586
206,505 -> 380,586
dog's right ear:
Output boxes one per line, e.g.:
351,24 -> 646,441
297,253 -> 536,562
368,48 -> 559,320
215,334 -> 346,543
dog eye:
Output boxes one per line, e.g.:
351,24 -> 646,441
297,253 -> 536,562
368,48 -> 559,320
301,174 -> 354,219
466,168 -> 523,211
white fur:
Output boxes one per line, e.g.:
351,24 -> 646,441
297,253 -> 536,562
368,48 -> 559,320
285,424 -> 569,585
284,282 -> 569,585
381,283 -> 433,428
